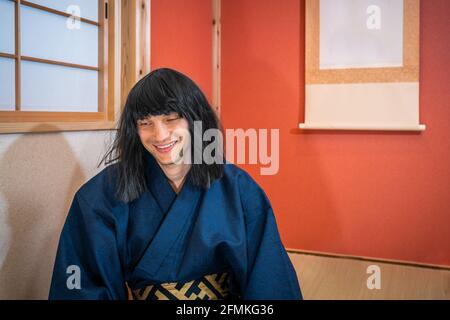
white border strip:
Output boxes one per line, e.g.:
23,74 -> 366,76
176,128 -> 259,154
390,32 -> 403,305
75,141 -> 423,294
299,123 -> 426,131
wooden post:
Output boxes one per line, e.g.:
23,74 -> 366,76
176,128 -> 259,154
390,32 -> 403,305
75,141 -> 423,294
120,0 -> 151,110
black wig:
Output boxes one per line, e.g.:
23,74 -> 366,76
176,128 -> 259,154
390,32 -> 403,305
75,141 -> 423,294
100,68 -> 224,202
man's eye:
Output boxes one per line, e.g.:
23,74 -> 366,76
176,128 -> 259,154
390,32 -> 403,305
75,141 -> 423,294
166,117 -> 180,122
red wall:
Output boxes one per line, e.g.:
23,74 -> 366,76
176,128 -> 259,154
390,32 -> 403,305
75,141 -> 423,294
152,0 -> 450,266
151,0 -> 212,102
221,0 -> 450,266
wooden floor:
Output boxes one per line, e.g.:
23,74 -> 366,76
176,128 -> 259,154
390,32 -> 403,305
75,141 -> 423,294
288,252 -> 450,300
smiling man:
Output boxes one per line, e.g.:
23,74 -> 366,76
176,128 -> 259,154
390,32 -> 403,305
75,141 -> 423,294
48,68 -> 302,300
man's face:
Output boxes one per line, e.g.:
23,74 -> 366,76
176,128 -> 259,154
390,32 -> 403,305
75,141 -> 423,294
137,112 -> 190,166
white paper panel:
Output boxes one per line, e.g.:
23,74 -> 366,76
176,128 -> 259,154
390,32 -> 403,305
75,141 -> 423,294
303,82 -> 420,128
26,0 -> 99,22
320,0 -> 404,69
21,5 -> 98,67
0,57 -> 15,111
21,60 -> 98,112
0,0 -> 15,54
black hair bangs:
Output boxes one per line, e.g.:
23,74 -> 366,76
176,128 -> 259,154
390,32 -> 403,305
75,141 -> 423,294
129,75 -> 185,123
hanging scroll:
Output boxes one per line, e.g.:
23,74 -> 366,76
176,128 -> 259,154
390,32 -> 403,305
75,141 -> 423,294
300,0 -> 425,131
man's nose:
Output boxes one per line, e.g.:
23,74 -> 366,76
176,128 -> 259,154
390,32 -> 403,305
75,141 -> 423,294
153,122 -> 170,142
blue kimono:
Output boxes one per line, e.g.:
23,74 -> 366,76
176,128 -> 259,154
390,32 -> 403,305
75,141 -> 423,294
49,154 -> 302,300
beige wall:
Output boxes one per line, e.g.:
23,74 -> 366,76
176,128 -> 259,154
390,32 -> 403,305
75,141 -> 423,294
0,130 -> 113,299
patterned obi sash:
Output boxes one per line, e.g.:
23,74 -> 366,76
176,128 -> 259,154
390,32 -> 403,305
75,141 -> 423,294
128,272 -> 230,300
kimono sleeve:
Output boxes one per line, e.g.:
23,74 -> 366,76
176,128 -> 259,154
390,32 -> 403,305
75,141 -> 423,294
48,192 -> 127,300
238,173 -> 303,300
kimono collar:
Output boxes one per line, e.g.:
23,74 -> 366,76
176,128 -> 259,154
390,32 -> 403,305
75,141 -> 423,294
130,154 -> 203,282
144,152 -> 194,214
